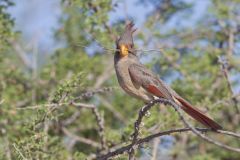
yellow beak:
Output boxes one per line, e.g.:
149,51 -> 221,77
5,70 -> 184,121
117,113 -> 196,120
120,45 -> 129,57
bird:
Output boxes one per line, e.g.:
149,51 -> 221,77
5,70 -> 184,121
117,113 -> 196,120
114,22 -> 222,130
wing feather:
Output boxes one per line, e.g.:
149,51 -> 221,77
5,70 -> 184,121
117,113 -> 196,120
128,63 -> 173,100
128,63 -> 222,130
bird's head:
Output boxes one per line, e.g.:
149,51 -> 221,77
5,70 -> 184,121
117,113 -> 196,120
116,22 -> 137,57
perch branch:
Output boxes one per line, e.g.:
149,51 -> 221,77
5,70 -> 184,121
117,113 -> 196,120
98,98 -> 240,160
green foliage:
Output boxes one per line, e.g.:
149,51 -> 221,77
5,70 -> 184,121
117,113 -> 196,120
0,0 -> 240,159
51,73 -> 83,103
0,0 -> 15,51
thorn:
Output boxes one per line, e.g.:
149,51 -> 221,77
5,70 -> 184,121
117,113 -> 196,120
145,110 -> 151,117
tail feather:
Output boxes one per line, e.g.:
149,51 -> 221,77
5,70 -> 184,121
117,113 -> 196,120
175,96 -> 222,130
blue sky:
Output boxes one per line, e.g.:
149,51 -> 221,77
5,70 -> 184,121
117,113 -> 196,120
10,0 -> 240,94
8,0 -> 208,54
8,0 -> 62,54
8,0 -> 153,55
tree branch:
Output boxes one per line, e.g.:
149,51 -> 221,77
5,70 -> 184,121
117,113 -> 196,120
92,107 -> 107,151
218,56 -> 239,113
165,98 -> 240,153
128,101 -> 156,159
98,98 -> 240,159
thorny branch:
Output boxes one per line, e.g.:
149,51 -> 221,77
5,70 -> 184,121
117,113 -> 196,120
128,101 -> 156,159
15,86 -> 240,159
62,102 -> 107,151
97,126 -> 240,160
13,144 -> 27,160
16,89 -> 110,152
16,87 -> 117,110
97,128 -> 209,160
92,107 -> 107,150
98,98 -> 240,160
166,98 -> 240,153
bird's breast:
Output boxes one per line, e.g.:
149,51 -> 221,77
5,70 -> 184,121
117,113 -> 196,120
114,57 -> 133,90
114,56 -> 153,102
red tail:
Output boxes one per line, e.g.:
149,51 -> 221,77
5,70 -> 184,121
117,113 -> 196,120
175,97 -> 222,130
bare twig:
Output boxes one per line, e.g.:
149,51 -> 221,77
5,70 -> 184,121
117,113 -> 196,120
151,138 -> 160,160
218,56 -> 239,113
167,98 -> 240,153
32,39 -> 38,104
138,127 -> 240,145
16,87 -> 118,110
70,102 -> 107,150
217,129 -> 240,139
97,127 -> 208,160
13,143 -> 27,160
71,102 -> 95,109
94,62 -> 115,89
74,43 -> 117,54
211,93 -> 240,108
9,40 -> 32,69
64,101 -> 107,150
15,99 -> 31,108
62,127 -> 101,148
5,137 -> 12,160
43,120 -> 50,153
227,28 -> 235,57
98,95 -> 126,124
62,111 -> 81,126
65,101 -> 107,150
16,103 -> 59,110
92,107 -> 107,151
73,87 -> 118,101
218,57 -> 234,95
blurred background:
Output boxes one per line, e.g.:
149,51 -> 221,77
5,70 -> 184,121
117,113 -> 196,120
0,0 -> 240,159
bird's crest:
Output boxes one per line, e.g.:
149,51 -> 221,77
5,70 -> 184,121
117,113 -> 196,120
117,21 -> 137,47
115,21 -> 138,58
124,21 -> 137,35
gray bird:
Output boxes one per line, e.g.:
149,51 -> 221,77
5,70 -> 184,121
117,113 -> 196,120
114,22 -> 222,130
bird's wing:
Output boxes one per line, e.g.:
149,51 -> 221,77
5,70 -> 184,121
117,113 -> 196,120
129,63 -> 222,130
128,63 -> 173,100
